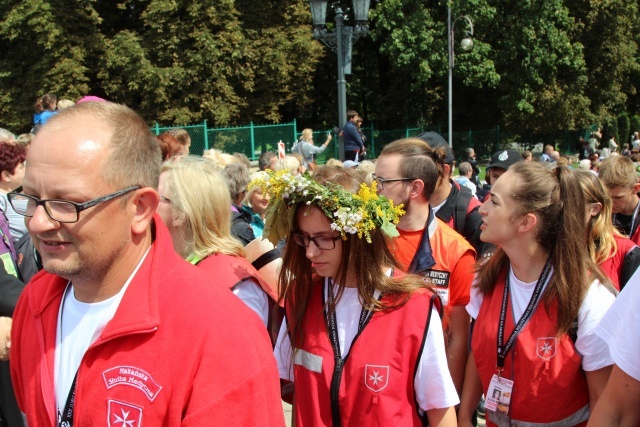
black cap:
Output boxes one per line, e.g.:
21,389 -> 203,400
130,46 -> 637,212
415,132 -> 455,164
488,150 -> 521,171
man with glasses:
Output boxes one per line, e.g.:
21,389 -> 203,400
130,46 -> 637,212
8,102 -> 284,426
375,138 -> 475,399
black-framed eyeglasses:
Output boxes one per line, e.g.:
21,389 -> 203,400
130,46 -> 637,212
293,232 -> 341,250
371,173 -> 416,190
7,185 -> 141,224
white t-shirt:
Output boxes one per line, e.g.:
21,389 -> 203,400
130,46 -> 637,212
274,282 -> 459,412
54,249 -> 149,415
430,199 -> 446,216
596,268 -> 640,381
466,267 -> 614,371
233,278 -> 269,327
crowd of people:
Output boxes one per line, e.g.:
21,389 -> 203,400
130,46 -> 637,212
0,99 -> 638,427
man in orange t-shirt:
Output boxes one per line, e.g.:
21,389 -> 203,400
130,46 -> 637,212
375,138 -> 475,396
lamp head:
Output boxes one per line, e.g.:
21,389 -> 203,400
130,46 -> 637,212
309,0 -> 328,26
460,37 -> 474,52
352,0 -> 371,22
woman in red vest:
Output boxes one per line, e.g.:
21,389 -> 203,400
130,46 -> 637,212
576,170 -> 640,291
260,166 -> 458,426
458,162 -> 615,426
155,155 -> 279,329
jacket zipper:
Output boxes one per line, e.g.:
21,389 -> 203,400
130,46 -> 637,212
330,357 -> 344,426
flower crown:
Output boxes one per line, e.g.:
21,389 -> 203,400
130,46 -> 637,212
249,170 -> 405,245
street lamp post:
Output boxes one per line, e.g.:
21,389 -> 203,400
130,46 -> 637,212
309,0 -> 371,160
448,6 -> 474,149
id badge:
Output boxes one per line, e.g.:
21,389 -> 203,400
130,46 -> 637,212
485,374 -> 513,427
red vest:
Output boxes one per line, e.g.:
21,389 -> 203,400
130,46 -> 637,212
290,277 -> 437,427
599,235 -> 636,291
196,253 -> 279,302
472,271 -> 590,426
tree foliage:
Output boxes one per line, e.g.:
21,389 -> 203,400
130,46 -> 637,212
0,0 -> 638,139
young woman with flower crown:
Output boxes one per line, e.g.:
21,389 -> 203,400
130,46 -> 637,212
458,162 -> 615,427
254,166 -> 458,426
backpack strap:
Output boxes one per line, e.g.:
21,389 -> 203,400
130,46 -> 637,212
454,186 -> 473,234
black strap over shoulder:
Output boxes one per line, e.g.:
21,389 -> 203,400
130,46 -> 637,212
620,246 -> 640,291
454,187 -> 473,234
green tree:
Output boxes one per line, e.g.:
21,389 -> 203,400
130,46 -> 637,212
618,112 -> 630,146
570,0 -> 640,121
368,0 -> 499,127
485,0 -> 591,133
0,0 -> 103,132
97,0 -> 255,125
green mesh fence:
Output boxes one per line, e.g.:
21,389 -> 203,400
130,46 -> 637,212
151,120 -> 594,164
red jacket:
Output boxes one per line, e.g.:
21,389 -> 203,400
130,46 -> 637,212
599,235 -> 637,291
10,215 -> 285,426
196,253 -> 279,302
291,277 -> 438,427
472,271 -> 589,426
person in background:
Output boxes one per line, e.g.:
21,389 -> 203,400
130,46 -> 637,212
233,152 -> 251,169
343,110 -> 365,162
599,156 -> 640,245
577,170 -> 640,291
266,167 -> 458,426
0,129 -> 15,145
458,162 -> 614,426
32,93 -> 57,133
222,162 -> 255,246
455,162 -> 477,198
356,117 -> 367,159
14,134 -> 34,151
202,148 -> 239,171
156,156 -> 278,328
156,132 -> 183,161
539,144 -> 554,162
167,128 -> 191,155
609,135 -> 618,154
243,171 -> 270,238
0,143 -> 28,243
476,149 -> 521,202
56,99 -> 75,111
521,151 -> 532,162
621,143 -> 631,157
464,147 -> 481,185
291,128 -> 331,170
273,155 -> 302,176
259,151 -> 277,171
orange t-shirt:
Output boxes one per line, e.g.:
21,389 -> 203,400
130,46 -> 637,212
390,219 -> 475,310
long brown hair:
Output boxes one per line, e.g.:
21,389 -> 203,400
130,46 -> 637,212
475,162 -> 609,334
279,167 -> 432,351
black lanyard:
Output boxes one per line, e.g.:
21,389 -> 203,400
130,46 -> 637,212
325,279 -> 370,361
497,259 -> 552,370
58,371 -> 78,427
